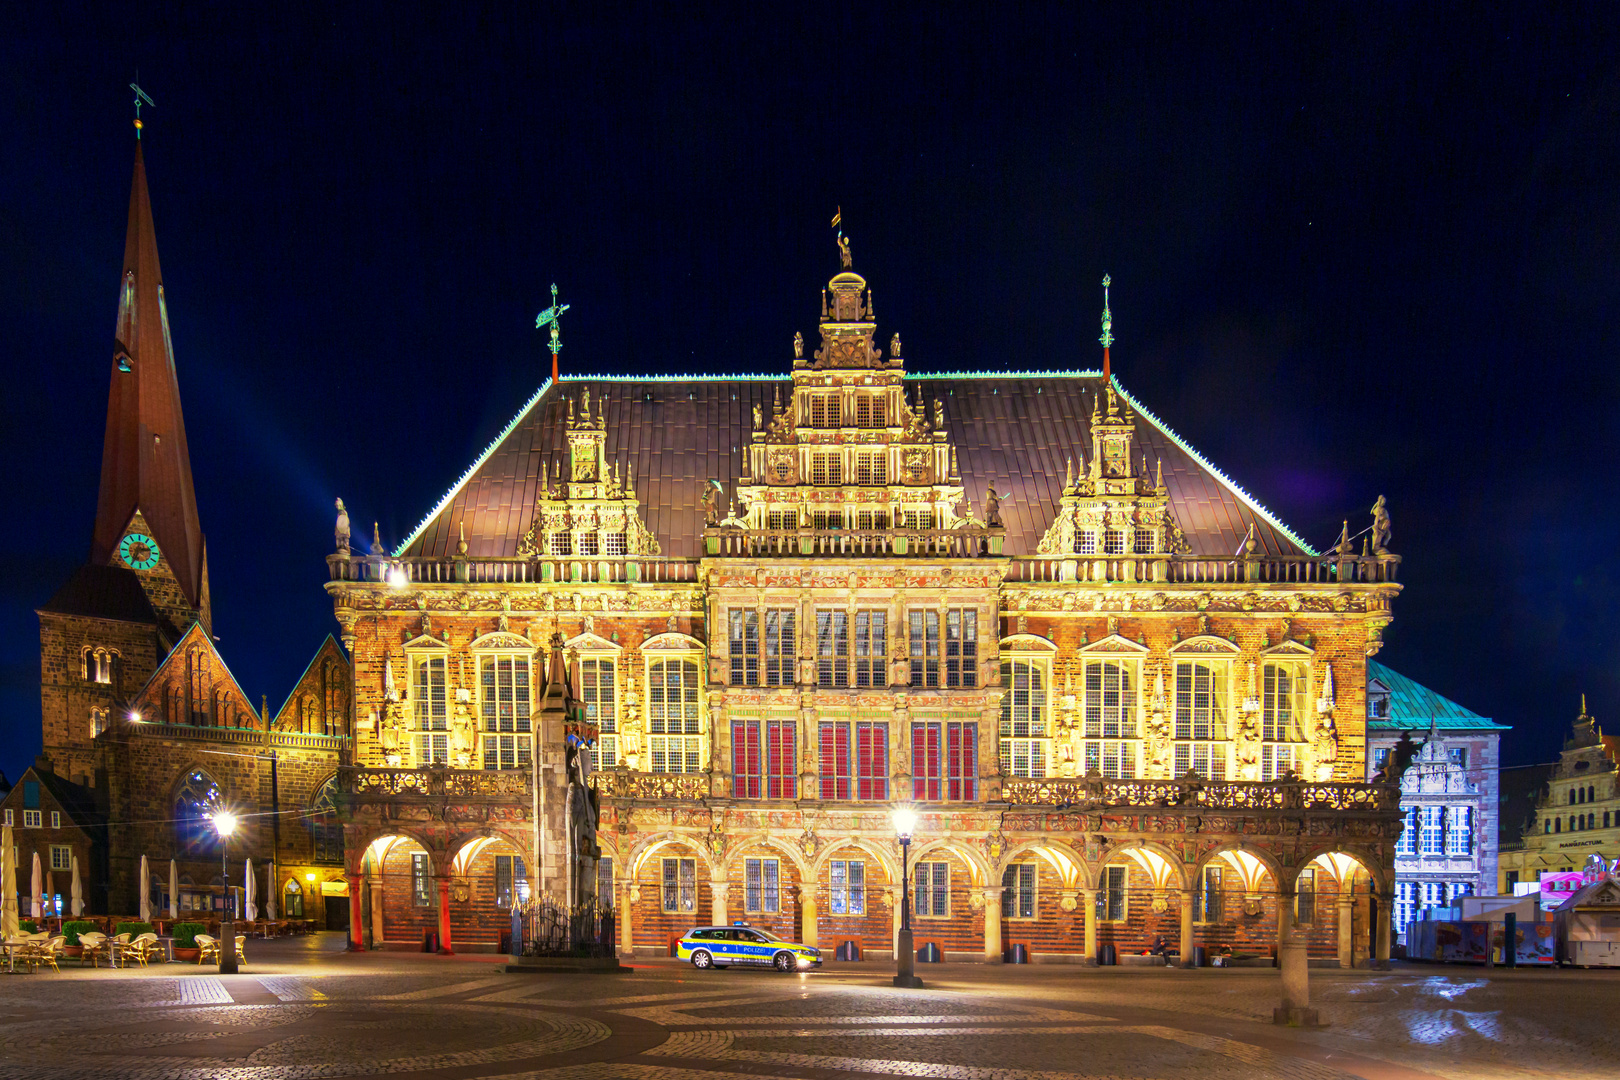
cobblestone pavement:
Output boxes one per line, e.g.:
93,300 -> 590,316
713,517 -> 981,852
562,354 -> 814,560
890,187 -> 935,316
0,935 -> 1615,1079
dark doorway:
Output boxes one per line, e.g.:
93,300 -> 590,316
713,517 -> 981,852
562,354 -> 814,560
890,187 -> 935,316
325,894 -> 350,931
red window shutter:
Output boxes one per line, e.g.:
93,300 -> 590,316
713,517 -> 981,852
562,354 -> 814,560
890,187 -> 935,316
732,721 -> 761,799
913,723 -> 941,800
768,721 -> 797,800
858,723 -> 888,800
820,722 -> 849,800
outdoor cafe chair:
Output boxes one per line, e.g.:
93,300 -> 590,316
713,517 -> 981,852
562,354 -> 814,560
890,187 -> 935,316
77,931 -> 109,967
195,934 -> 218,964
34,936 -> 64,973
128,932 -> 160,966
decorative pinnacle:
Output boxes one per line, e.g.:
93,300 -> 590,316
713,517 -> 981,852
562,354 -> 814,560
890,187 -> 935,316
1098,274 -> 1114,350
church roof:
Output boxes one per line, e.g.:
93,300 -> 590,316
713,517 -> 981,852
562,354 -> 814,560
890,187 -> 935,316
1367,660 -> 1507,731
398,373 -> 1315,561
91,143 -> 205,608
37,564 -> 160,625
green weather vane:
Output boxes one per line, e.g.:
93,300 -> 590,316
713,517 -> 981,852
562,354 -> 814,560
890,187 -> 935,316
130,82 -> 155,139
1099,274 -> 1114,350
536,283 -> 570,379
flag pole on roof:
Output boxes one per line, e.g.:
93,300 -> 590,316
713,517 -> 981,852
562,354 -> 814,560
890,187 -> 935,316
1099,274 -> 1114,382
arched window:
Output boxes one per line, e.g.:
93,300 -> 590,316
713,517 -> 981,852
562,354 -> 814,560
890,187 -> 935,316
301,696 -> 317,735
308,777 -> 342,864
174,769 -> 224,855
284,879 -> 305,917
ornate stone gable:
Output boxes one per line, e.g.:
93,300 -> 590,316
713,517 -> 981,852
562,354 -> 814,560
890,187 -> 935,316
515,389 -> 661,558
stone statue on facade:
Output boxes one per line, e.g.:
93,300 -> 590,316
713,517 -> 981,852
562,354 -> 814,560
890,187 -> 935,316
1370,494 -> 1392,554
701,481 -> 723,527
891,332 -> 902,358
753,403 -> 762,430
334,498 -> 351,553
983,487 -> 1004,528
933,398 -> 945,431
793,331 -> 803,359
837,234 -> 852,268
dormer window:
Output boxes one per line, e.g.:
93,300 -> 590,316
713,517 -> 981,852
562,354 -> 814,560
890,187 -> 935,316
1368,693 -> 1390,719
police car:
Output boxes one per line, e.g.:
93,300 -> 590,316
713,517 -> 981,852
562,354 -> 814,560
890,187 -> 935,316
676,923 -> 823,972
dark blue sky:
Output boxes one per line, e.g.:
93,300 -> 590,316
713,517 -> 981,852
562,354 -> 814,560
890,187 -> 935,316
3,6 -> 1617,785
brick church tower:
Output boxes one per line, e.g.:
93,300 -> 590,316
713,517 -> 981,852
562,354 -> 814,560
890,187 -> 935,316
37,140 -> 210,789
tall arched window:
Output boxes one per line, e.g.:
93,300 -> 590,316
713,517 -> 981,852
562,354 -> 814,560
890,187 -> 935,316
174,769 -> 224,855
308,777 -> 343,864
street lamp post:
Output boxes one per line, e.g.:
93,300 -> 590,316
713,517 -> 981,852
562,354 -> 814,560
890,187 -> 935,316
213,812 -> 239,974
892,807 -> 923,989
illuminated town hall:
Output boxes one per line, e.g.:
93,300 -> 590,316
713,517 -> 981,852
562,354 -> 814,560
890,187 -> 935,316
327,232 -> 1407,965
35,138 -> 1407,966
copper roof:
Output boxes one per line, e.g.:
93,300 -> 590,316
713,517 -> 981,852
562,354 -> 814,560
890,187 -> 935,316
400,374 -> 1314,561
92,143 -> 205,607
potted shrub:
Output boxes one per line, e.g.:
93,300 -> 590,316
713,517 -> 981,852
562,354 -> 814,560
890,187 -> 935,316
61,920 -> 97,958
172,921 -> 206,962
19,920 -> 37,934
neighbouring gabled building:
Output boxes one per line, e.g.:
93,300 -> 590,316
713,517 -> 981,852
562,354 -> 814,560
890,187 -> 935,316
1363,661 -> 1507,942
325,239 -> 1406,965
1499,699 -> 1620,897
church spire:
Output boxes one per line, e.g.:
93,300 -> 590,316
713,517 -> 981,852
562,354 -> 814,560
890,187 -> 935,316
91,140 -> 207,614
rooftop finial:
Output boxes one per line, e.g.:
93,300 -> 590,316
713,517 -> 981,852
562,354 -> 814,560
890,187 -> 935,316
1099,274 -> 1114,381
130,82 -> 154,139
535,283 -> 570,382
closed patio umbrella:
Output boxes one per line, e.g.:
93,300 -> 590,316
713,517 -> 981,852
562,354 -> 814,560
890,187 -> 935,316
169,859 -> 178,918
244,858 -> 258,923
30,852 -> 42,919
138,854 -> 151,922
266,860 -> 277,921
45,870 -> 54,917
1,825 -> 18,937
70,855 -> 83,917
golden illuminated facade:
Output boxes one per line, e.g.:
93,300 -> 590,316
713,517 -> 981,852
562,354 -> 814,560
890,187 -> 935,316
328,244 -> 1406,964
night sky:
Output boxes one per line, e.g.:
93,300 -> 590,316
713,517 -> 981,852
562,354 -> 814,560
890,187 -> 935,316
3,7 -> 1617,786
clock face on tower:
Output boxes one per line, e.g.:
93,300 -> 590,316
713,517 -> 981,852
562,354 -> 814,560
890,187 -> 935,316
119,532 -> 161,570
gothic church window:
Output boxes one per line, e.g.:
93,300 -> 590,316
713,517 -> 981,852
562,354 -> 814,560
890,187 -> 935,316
174,769 -> 224,856
89,707 -> 109,739
308,777 -> 343,864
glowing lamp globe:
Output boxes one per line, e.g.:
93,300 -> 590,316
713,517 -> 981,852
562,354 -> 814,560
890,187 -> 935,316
892,807 -> 918,841
212,811 -> 239,839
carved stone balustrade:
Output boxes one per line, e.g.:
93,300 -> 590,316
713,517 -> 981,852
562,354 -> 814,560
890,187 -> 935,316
1006,553 -> 1400,585
1002,776 -> 1400,813
587,770 -> 711,800
327,553 -> 698,585
703,526 -> 1003,558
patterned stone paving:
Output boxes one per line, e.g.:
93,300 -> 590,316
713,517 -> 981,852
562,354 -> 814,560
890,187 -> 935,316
0,938 -> 1617,1079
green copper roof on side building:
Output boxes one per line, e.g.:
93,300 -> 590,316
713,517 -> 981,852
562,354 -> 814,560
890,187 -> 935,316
1367,660 -> 1508,731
